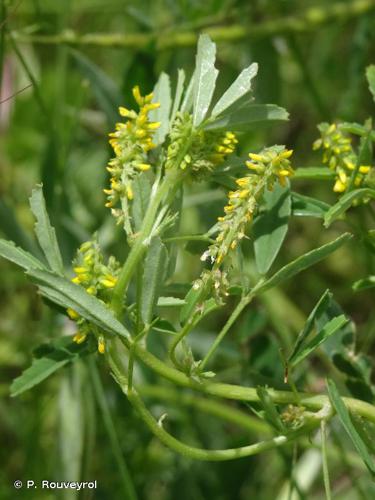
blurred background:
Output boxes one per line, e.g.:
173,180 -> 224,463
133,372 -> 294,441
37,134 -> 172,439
1,1 -> 375,499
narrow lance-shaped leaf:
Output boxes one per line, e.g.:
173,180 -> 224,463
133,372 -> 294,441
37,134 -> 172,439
10,337 -> 90,397
141,237 -> 168,325
0,239 -> 46,271
180,69 -> 195,114
324,188 -> 375,228
293,167 -> 335,180
253,233 -> 352,295
131,175 -> 152,232
205,103 -> 289,132
253,182 -> 291,275
289,315 -> 348,367
29,185 -> 64,275
150,72 -> 171,145
291,192 -> 331,219
157,297 -> 186,307
327,378 -> 375,475
366,64 -> 375,102
353,276 -> 375,292
288,290 -> 332,364
27,269 -> 131,344
171,69 -> 185,123
256,386 -> 285,432
193,34 -> 218,127
212,63 -> 258,117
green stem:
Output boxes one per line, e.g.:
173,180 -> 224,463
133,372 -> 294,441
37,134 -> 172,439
199,294 -> 253,370
122,340 -> 375,424
111,168 -> 181,316
126,385 -> 319,461
163,234 -> 215,244
139,384 -> 271,434
321,420 -> 332,500
169,312 -> 201,369
10,0 -> 375,49
89,358 -> 137,500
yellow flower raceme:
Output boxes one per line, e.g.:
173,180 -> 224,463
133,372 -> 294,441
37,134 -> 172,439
198,146 -> 293,295
67,239 -> 120,354
165,112 -> 238,178
313,123 -> 372,193
105,86 -> 161,221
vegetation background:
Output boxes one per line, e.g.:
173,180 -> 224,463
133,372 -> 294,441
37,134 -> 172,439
1,0 -> 375,499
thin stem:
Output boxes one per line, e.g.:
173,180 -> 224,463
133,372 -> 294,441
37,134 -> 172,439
89,358 -> 137,500
169,312 -> 201,369
122,340 -> 375,424
321,420 -> 332,500
126,385 -> 319,462
199,294 -> 253,370
139,385 -> 271,434
163,234 -> 215,244
10,0 -> 375,49
111,169 -> 181,316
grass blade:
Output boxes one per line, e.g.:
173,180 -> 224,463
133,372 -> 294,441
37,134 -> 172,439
326,378 -> 375,476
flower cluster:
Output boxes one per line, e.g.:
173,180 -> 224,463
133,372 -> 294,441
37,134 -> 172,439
200,146 -> 294,269
68,239 -> 120,353
165,112 -> 238,178
105,86 -> 161,220
313,123 -> 371,193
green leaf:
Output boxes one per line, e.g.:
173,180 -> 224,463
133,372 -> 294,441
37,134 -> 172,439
253,233 -> 352,295
253,183 -> 291,275
205,103 -> 288,131
212,63 -> 258,117
171,69 -> 185,123
326,378 -> 375,475
256,386 -> 285,432
11,337 -> 89,397
353,276 -> 375,291
324,188 -> 375,228
351,413 -> 375,455
293,167 -> 335,180
0,239 -> 46,271
157,296 -> 186,307
29,185 -> 64,275
131,174 -> 152,232
141,237 -> 168,325
180,70 -> 195,114
366,65 -> 375,102
193,34 -> 218,127
289,315 -> 348,367
150,72 -> 171,145
288,290 -> 332,364
291,192 -> 331,218
71,49 -> 122,125
27,269 -> 131,343
180,286 -> 204,324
